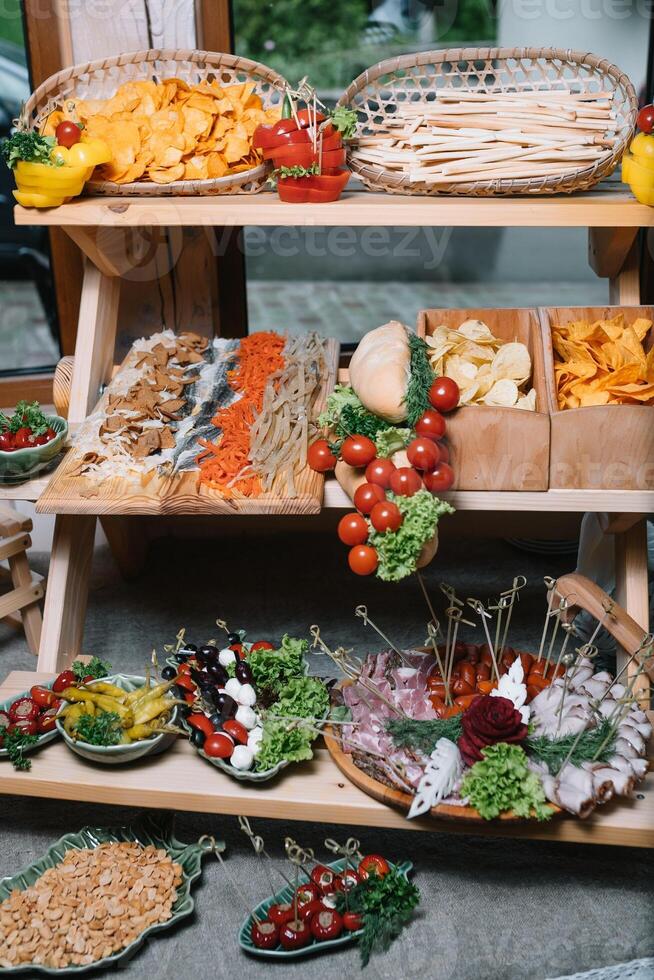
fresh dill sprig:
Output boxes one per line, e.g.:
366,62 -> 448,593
386,715 -> 463,754
526,718 -> 617,772
405,332 -> 434,426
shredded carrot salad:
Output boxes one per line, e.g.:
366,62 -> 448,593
197,332 -> 285,496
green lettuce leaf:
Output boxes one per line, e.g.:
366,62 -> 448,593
369,489 -> 454,582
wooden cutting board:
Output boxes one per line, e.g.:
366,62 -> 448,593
37,337 -> 339,516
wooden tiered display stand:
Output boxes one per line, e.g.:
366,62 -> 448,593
1,184 -> 653,848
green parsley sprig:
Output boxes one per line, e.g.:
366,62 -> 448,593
72,657 -> 111,682
74,711 -> 123,746
1,132 -> 56,169
0,400 -> 50,436
335,866 -> 420,967
330,106 -> 358,138
0,726 -> 39,771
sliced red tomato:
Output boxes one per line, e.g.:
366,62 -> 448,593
187,713 -> 214,738
250,641 -> 274,651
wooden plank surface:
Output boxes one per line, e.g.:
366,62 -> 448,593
14,189 -> 654,230
0,671 -> 651,849
36,339 -> 339,517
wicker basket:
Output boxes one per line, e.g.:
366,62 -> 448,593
337,47 -> 637,196
23,49 -> 289,197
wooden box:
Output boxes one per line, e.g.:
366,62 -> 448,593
540,305 -> 654,490
416,308 -> 549,491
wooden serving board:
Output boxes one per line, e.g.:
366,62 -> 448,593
324,680 -> 560,824
36,338 -> 339,516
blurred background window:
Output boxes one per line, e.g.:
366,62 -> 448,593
0,0 -> 59,376
233,0 -> 652,346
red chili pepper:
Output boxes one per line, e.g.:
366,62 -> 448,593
8,697 -> 40,724
250,919 -> 279,950
310,908 -> 343,941
52,670 -> 76,693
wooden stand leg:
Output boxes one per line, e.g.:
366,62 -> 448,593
7,550 -> 42,655
100,517 -> 149,580
37,514 -> 96,672
609,237 -> 641,305
615,518 -> 650,707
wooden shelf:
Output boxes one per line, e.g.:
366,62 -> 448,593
0,672 -> 651,848
13,187 -> 654,229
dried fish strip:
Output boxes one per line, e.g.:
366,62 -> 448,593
249,332 -> 326,497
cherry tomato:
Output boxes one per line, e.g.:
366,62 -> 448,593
52,670 -> 76,693
0,432 -> 14,452
358,854 -> 391,878
369,500 -> 402,533
202,732 -> 234,758
30,686 -> 57,709
37,708 -> 59,734
299,898 -> 326,923
353,481 -> 385,515
8,719 -> 38,737
177,663 -> 192,675
55,120 -> 82,148
340,435 -> 377,468
13,427 -> 35,449
348,544 -> 378,576
389,467 -> 422,497
414,409 -> 446,441
279,919 -> 312,950
8,697 -> 39,724
307,439 -> 336,473
187,713 -> 215,739
175,674 -> 196,694
365,457 -> 396,488
335,868 -> 360,891
250,640 -> 274,651
342,911 -> 363,931
437,440 -> 450,463
423,463 -> 455,493
229,643 -> 245,659
296,882 -> 320,907
337,512 -> 369,546
310,865 -> 335,891
429,377 -> 460,413
184,692 -> 196,705
251,919 -> 279,950
222,719 -> 248,745
310,908 -> 343,941
268,902 -> 295,926
638,103 -> 654,133
407,437 -> 440,472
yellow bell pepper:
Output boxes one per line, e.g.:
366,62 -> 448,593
12,137 -> 111,208
622,131 -> 654,206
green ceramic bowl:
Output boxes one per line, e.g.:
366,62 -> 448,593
239,857 -> 413,959
0,812 -> 217,974
0,682 -> 60,759
56,674 -> 179,765
0,415 -> 67,483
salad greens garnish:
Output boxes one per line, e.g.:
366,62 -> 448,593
255,718 -> 314,771
74,711 -> 123,747
0,726 -> 39,771
0,400 -> 50,436
248,634 -> 308,695
335,866 -> 420,967
72,656 -> 111,682
329,105 -> 358,138
526,719 -> 616,772
387,714 -> 463,754
368,489 -> 453,582
1,132 -> 56,169
405,332 -> 435,426
460,742 -> 552,821
275,675 -> 329,720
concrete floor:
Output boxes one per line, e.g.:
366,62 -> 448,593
0,532 -> 652,980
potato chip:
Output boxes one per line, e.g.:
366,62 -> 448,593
43,75 -> 278,187
551,313 -> 654,409
426,319 -> 536,410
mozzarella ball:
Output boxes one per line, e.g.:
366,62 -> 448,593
235,705 -> 257,730
224,677 -> 242,700
236,683 -> 256,707
218,648 -> 237,667
231,745 -> 254,770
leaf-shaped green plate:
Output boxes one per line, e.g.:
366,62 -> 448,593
0,811 -> 219,974
239,857 -> 413,959
0,683 -> 59,759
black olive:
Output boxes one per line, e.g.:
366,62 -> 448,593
235,662 -> 253,685
208,663 -> 228,685
227,632 -> 241,645
176,643 -> 197,662
190,728 -> 206,748
219,695 -> 237,720
190,667 -> 208,686
161,665 -> 176,681
211,690 -> 227,712
200,644 -> 218,662
208,712 -> 223,730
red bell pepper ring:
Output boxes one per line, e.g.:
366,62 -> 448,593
252,118 -> 298,149
269,145 -> 346,170
277,168 -> 350,204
